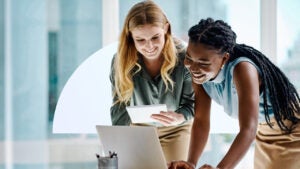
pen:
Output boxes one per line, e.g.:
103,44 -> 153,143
109,151 -> 117,158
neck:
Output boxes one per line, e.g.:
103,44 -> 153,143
143,57 -> 164,78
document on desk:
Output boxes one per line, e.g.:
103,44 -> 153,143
126,104 -> 167,123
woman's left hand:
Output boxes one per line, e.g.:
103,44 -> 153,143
151,111 -> 185,126
199,164 -> 219,169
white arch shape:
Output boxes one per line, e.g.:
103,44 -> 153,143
52,42 -> 117,133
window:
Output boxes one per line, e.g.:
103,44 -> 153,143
277,0 -> 300,92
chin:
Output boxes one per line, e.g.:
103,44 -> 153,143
145,54 -> 160,60
193,79 -> 204,84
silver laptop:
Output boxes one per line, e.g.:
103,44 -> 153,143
95,125 -> 168,169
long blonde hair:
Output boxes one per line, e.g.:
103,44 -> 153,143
113,0 -> 178,105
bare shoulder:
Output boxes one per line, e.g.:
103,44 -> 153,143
233,61 -> 259,80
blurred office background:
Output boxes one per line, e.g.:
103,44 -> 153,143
1,0 -> 300,168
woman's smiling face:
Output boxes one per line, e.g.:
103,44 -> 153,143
131,24 -> 168,61
184,42 -> 229,84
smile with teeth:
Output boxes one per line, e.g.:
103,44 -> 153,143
192,73 -> 204,79
145,48 -> 156,54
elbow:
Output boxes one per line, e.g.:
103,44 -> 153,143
240,125 -> 257,141
193,118 -> 210,133
248,129 -> 257,141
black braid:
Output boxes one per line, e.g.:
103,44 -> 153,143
189,18 -> 300,133
233,44 -> 300,132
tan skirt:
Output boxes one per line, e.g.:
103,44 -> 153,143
131,120 -> 192,163
254,118 -> 300,169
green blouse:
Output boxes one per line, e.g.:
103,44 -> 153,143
110,45 -> 194,126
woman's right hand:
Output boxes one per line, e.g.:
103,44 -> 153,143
168,160 -> 195,169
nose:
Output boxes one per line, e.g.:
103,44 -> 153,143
189,63 -> 199,72
145,40 -> 153,48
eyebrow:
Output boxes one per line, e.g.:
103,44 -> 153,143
185,53 -> 192,58
134,33 -> 161,39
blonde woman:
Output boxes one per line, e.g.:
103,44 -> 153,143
109,0 -> 194,162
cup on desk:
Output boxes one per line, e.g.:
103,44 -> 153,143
97,153 -> 118,169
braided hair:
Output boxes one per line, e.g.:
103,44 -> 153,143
188,18 -> 300,133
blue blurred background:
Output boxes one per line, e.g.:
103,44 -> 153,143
1,0 -> 300,168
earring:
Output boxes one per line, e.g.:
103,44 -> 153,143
221,64 -> 224,70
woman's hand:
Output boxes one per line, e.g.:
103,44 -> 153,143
168,160 -> 195,169
151,111 -> 185,126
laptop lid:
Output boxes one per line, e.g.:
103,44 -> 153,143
95,125 -> 168,169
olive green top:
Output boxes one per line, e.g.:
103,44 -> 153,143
110,44 -> 194,126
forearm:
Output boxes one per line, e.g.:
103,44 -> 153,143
187,120 -> 210,166
217,129 -> 256,169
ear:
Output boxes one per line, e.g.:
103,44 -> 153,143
164,23 -> 169,34
222,52 -> 230,65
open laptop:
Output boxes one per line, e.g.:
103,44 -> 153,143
95,125 -> 168,169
